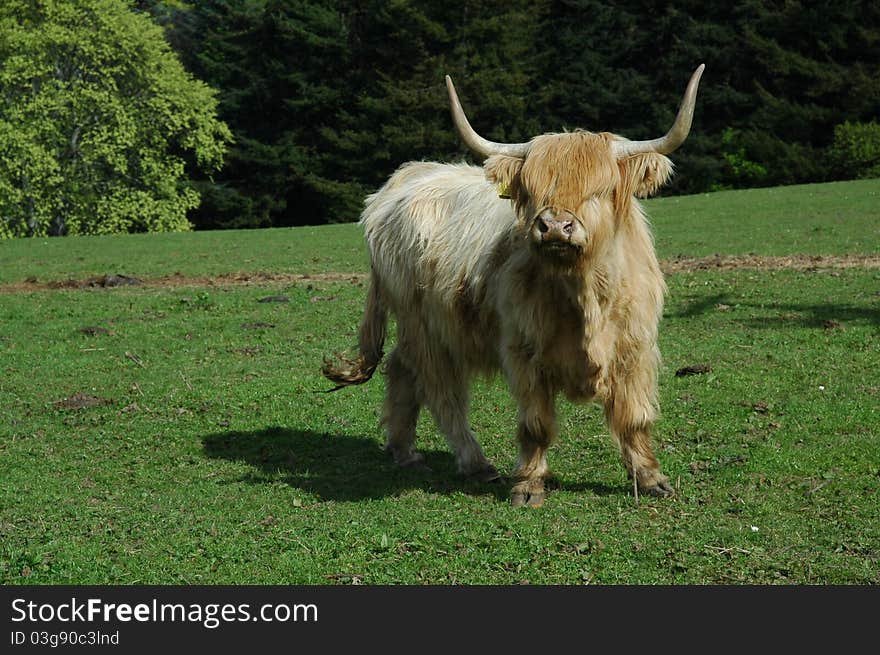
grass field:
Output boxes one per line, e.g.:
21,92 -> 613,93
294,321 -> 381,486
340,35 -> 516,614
1,179 -> 878,584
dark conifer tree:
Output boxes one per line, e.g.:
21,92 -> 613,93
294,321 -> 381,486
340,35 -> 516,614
138,0 -> 880,227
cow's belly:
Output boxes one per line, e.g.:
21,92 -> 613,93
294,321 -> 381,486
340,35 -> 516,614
430,302 -> 502,375
387,290 -> 501,377
545,348 -> 603,402
526,313 -> 613,403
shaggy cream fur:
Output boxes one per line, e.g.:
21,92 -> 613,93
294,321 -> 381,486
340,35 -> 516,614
325,131 -> 676,505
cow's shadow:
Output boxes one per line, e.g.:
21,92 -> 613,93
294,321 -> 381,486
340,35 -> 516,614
202,427 -> 622,502
671,293 -> 880,327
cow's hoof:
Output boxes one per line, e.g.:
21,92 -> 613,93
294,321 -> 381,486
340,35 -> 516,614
511,491 -> 545,508
468,464 -> 501,483
511,478 -> 546,507
642,479 -> 674,497
631,469 -> 674,498
638,472 -> 674,497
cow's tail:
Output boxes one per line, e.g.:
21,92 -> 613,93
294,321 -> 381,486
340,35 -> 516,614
322,271 -> 387,390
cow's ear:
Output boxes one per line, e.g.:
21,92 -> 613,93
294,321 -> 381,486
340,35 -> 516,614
484,154 -> 524,200
618,153 -> 674,198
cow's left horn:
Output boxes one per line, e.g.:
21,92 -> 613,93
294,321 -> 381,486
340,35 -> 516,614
612,64 -> 705,158
446,75 -> 530,160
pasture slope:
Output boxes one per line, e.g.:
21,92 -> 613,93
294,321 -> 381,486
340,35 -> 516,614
1,178 -> 878,585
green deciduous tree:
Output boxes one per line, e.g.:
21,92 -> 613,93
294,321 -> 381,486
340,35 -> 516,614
0,0 -> 232,238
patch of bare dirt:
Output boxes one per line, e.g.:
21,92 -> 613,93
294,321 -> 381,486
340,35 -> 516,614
53,392 -> 114,411
0,270 -> 367,293
660,253 -> 880,274
153,271 -> 367,288
48,274 -> 142,289
3,255 -> 879,294
229,346 -> 263,356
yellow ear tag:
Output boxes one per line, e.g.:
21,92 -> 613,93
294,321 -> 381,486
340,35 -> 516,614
497,181 -> 511,199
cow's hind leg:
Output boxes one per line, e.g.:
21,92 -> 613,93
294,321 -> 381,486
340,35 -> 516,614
510,388 -> 556,508
419,363 -> 498,482
429,390 -> 499,482
383,348 -> 423,467
386,346 -> 496,480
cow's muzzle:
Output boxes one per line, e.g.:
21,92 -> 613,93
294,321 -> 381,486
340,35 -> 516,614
533,208 -> 580,251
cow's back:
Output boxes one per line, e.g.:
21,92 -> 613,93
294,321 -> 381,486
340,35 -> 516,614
361,161 -> 514,372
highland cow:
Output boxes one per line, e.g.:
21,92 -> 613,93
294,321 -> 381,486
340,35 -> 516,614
324,65 -> 705,506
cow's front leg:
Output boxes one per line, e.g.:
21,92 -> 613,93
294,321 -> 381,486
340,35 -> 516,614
616,426 -> 673,497
603,353 -> 673,497
510,387 -> 557,508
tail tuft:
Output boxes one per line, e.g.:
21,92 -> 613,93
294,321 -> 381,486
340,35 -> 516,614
322,352 -> 382,391
321,272 -> 387,391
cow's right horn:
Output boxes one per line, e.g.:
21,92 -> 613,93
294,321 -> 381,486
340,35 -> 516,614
612,64 -> 705,158
446,76 -> 531,160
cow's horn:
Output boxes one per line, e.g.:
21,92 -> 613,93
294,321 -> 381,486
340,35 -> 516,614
446,75 -> 530,160
612,64 -> 705,158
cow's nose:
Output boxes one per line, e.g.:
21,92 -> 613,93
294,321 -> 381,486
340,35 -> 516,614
537,210 -> 574,239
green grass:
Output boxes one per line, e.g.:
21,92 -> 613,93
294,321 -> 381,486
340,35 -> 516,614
1,178 -> 878,286
1,179 -> 878,584
650,178 -> 880,256
0,223 -> 369,286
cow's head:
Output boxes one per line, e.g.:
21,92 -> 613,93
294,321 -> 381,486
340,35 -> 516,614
446,65 -> 704,268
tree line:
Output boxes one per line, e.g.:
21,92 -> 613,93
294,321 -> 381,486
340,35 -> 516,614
2,0 -> 879,236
